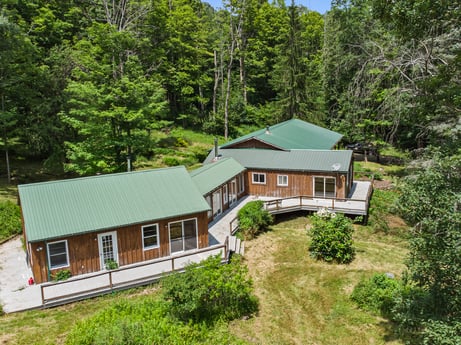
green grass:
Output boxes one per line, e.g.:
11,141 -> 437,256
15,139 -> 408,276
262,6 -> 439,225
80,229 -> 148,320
230,214 -> 407,344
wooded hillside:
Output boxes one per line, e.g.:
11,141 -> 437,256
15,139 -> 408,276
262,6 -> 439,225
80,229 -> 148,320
0,0 -> 459,176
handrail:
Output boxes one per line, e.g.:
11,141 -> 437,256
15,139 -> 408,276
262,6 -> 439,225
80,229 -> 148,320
40,243 -> 228,305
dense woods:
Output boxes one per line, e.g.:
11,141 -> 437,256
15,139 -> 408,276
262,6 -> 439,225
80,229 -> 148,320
2,0 -> 458,176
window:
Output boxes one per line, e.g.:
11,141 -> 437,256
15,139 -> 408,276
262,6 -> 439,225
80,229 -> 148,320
212,190 -> 222,217
47,240 -> 69,269
314,177 -> 336,198
169,218 -> 198,253
252,172 -> 266,184
277,175 -> 288,186
142,224 -> 159,249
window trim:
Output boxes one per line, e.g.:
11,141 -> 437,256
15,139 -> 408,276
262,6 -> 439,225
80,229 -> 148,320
168,217 -> 198,254
277,174 -> 289,186
313,176 -> 336,198
223,184 -> 228,204
142,223 -> 160,250
47,240 -> 69,269
252,172 -> 266,185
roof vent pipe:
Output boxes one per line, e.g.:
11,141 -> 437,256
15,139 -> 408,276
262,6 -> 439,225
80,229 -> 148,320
265,126 -> 271,134
214,137 -> 218,158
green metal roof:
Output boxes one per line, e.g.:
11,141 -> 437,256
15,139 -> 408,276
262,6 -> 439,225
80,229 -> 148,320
221,119 -> 343,150
18,167 -> 210,242
204,149 -> 352,173
190,158 -> 246,195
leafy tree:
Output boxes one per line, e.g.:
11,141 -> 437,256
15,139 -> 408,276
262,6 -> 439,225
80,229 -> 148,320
308,210 -> 355,264
161,254 -> 258,324
0,201 -> 22,241
397,153 -> 461,318
61,21 -> 167,175
237,200 -> 273,240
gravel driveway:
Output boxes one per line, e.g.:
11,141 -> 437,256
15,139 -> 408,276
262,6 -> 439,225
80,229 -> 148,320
0,236 -> 41,312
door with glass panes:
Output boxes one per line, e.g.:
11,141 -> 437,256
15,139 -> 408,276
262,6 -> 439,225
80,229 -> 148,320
97,231 -> 118,269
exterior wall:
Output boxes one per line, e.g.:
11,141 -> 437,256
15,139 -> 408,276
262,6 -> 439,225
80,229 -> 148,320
245,169 -> 350,199
226,139 -> 282,150
205,173 -> 247,223
28,211 -> 208,284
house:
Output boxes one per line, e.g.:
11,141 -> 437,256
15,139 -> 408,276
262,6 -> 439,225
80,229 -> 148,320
18,119 -> 370,285
18,166 -> 210,284
220,118 -> 343,150
204,149 -> 354,200
190,158 -> 246,222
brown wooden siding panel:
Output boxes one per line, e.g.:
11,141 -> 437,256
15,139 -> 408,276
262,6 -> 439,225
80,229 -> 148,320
246,170 -> 348,199
30,211 -> 209,283
227,139 -> 282,150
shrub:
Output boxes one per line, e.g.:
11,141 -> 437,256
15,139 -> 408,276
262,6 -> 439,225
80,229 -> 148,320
351,273 -> 401,317
421,320 -> 461,345
104,259 -> 118,270
308,210 -> 355,264
237,200 -> 273,240
53,269 -> 72,281
0,201 -> 22,241
161,255 -> 258,324
163,156 -> 180,166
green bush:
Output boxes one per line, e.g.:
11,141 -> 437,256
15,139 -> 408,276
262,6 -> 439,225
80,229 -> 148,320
308,210 -> 355,264
161,255 -> 258,324
0,201 -> 22,241
163,156 -> 180,166
421,320 -> 461,345
351,273 -> 401,317
53,269 -> 72,281
237,200 -> 273,240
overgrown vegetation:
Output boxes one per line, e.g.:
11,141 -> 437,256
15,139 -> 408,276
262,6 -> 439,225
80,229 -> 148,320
351,273 -> 402,318
65,298 -> 246,345
237,200 -> 273,240
161,255 -> 258,324
308,210 -> 355,264
0,201 -> 21,242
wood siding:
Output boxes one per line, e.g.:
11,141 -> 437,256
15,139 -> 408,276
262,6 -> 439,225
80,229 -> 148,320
205,173 -> 247,223
245,169 -> 350,199
225,138 -> 283,150
28,211 -> 208,284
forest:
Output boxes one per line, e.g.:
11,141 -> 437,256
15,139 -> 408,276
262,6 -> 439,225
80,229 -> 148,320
1,0 -> 461,343
0,0 -> 458,177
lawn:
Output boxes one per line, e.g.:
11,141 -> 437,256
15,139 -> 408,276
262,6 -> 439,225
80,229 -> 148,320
230,213 -> 407,345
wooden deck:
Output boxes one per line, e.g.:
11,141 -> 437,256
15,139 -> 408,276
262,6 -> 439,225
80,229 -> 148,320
261,181 -> 373,216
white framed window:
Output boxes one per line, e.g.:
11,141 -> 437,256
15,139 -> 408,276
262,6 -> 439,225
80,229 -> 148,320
277,175 -> 288,186
47,240 -> 69,269
314,176 -> 336,198
142,224 -> 159,250
252,172 -> 266,184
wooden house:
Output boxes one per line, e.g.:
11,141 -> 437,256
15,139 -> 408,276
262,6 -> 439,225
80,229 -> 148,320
220,118 -> 343,150
190,158 -> 246,222
18,167 -> 210,284
204,149 -> 354,200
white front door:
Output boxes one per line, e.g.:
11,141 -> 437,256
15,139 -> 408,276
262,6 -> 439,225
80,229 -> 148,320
98,231 -> 118,269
